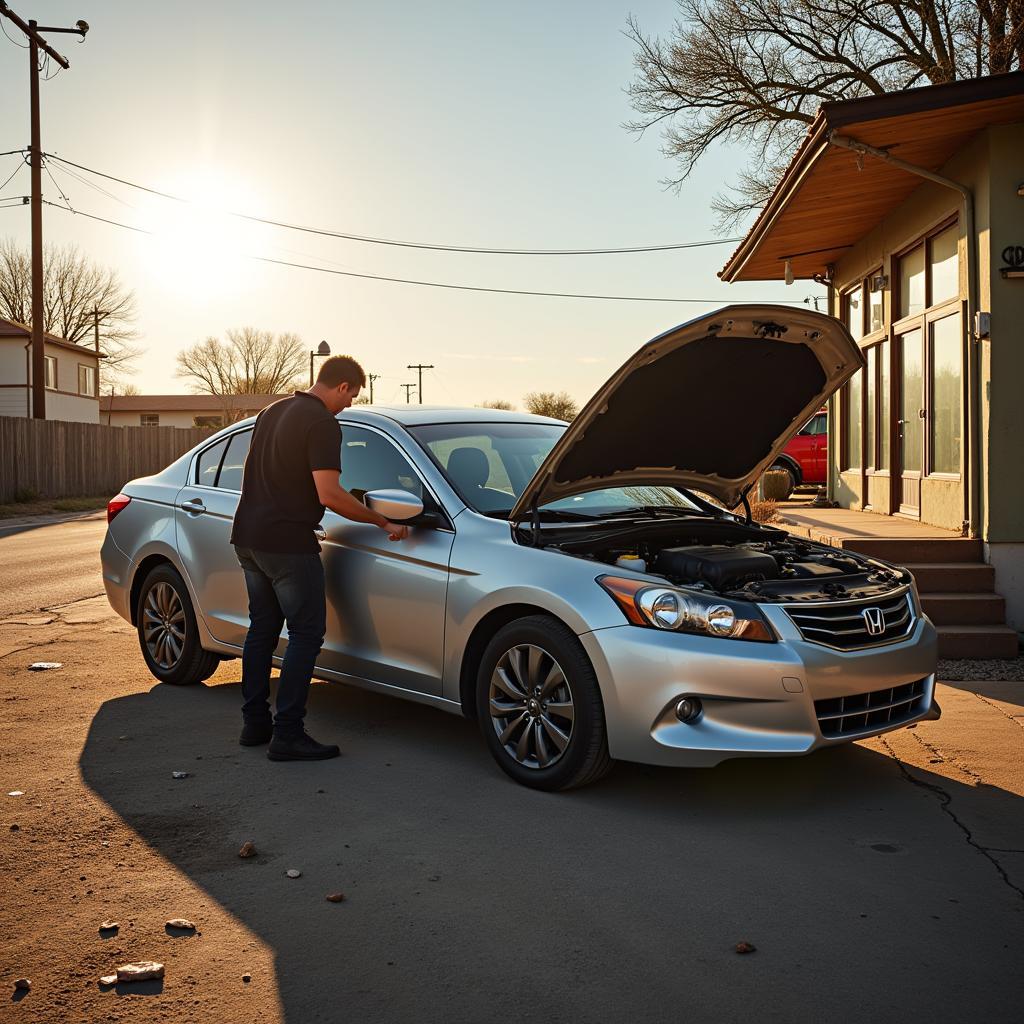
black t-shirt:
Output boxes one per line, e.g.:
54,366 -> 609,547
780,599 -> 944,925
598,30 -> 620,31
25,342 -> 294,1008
230,391 -> 341,554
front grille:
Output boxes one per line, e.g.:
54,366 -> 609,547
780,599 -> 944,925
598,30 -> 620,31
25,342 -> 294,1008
784,591 -> 914,650
815,679 -> 928,738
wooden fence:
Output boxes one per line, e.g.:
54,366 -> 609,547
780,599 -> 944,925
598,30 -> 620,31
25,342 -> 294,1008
0,416 -> 216,503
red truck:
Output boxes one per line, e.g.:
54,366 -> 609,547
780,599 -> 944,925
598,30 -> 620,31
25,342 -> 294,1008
771,408 -> 827,499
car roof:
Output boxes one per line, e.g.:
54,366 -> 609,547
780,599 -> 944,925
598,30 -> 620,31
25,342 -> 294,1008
344,405 -> 564,427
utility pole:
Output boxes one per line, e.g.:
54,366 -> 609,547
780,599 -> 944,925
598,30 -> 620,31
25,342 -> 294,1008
401,384 -> 416,404
407,363 -> 434,405
92,306 -> 111,399
367,372 -> 380,403
0,3 -> 89,419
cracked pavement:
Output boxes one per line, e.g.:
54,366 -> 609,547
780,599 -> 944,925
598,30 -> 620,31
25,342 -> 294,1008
1,514 -> 1022,1023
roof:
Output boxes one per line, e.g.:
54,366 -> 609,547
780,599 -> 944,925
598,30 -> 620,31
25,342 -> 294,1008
720,71 -> 1024,282
0,316 -> 105,359
100,393 -> 288,413
355,405 -> 564,427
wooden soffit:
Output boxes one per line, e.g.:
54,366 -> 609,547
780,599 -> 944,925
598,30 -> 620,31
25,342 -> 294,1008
720,72 -> 1024,282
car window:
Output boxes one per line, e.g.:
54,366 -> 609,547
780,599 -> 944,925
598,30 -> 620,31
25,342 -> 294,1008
340,426 -> 425,501
216,430 -> 252,491
813,413 -> 827,435
195,438 -> 229,487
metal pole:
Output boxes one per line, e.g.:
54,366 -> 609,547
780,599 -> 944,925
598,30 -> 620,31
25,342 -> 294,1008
29,24 -> 44,419
309,350 -> 314,387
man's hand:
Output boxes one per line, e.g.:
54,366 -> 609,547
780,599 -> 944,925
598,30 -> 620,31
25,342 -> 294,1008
382,520 -> 410,542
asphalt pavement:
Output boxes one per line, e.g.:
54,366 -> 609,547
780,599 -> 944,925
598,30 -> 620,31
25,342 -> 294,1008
0,510 -> 108,617
1,513 -> 1022,1023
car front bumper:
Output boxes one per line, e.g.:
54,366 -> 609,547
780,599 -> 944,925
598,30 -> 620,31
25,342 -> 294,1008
580,608 -> 938,768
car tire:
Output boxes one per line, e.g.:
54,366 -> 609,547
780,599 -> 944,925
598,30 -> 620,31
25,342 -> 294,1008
136,564 -> 220,686
476,615 -> 613,791
770,463 -> 796,500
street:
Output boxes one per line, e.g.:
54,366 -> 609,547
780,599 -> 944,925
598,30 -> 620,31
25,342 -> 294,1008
1,517 -> 1022,1023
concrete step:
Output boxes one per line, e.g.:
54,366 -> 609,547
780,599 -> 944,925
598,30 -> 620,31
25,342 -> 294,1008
920,592 -> 1006,625
905,563 -> 996,593
936,625 -> 1020,659
842,537 -> 981,563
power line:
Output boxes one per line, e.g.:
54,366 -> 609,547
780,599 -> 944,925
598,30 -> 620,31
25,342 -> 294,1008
0,159 -> 25,194
42,200 -> 812,305
42,152 -> 744,256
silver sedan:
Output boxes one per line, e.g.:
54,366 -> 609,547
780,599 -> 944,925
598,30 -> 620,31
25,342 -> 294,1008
101,305 -> 939,789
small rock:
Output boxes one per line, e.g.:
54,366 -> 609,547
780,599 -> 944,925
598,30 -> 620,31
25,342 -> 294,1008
116,961 -> 164,983
10,823 -> 19,831
7,791 -> 24,797
242,973 -> 251,983
99,921 -> 119,932
118,735 -> 130,741
325,892 -> 346,903
98,974 -> 117,987
735,941 -> 756,954
238,841 -> 257,858
14,978 -> 31,991
285,869 -> 302,879
171,771 -> 189,780
28,662 -> 62,671
166,918 -> 196,931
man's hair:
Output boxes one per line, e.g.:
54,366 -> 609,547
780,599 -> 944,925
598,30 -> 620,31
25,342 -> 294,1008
317,355 -> 366,389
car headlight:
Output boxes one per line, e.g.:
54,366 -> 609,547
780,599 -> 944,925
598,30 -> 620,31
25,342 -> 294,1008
597,575 -> 775,642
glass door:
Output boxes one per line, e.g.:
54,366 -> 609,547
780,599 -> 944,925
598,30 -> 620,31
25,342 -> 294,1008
897,328 -> 924,517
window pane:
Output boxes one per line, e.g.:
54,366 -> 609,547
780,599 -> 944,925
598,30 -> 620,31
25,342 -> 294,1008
340,427 -> 424,502
78,365 -> 95,396
141,414 -> 159,427
845,287 -> 863,340
196,438 -> 228,486
899,246 -> 925,318
868,276 -> 884,333
931,315 -> 961,474
929,224 -> 959,305
44,356 -> 56,390
846,369 -> 862,468
217,430 -> 252,491
866,347 -> 876,469
878,341 -> 890,470
900,330 -> 923,474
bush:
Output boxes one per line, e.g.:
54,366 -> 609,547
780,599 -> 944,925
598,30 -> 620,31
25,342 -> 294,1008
13,487 -> 40,503
760,469 -> 792,502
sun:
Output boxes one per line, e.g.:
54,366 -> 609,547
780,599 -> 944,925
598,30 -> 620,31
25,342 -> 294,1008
139,166 -> 264,294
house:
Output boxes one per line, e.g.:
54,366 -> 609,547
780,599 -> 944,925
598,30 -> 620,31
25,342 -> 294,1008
0,316 -> 103,423
100,393 -> 286,428
720,71 -> 1024,650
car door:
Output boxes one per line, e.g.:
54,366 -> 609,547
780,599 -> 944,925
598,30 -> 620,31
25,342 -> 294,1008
811,412 -> 828,482
317,424 -> 454,697
174,428 -> 253,646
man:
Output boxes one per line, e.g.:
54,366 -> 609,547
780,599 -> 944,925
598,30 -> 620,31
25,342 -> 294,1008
230,355 -> 409,761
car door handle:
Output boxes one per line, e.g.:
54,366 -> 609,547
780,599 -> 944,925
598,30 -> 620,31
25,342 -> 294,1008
181,498 -> 207,515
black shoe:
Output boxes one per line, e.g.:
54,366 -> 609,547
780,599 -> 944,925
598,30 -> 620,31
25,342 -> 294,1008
239,721 -> 273,746
267,732 -> 341,761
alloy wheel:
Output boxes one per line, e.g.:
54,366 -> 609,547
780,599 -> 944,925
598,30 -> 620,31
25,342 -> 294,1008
142,581 -> 186,671
488,644 -> 575,769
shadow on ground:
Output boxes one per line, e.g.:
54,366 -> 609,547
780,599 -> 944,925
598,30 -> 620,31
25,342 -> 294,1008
80,676 -> 1024,1024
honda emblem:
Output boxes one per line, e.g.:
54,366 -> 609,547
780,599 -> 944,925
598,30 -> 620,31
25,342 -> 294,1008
862,607 -> 885,636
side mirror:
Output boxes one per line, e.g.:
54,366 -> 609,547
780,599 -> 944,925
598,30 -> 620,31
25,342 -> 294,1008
363,488 -> 424,522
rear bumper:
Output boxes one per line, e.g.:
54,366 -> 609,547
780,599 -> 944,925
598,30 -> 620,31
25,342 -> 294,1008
100,530 -> 133,624
581,611 -> 938,768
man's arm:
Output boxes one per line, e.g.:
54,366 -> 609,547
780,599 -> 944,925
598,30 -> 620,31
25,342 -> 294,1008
312,470 -> 410,541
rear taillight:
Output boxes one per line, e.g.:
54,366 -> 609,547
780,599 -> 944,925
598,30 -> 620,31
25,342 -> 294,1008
107,493 -> 131,523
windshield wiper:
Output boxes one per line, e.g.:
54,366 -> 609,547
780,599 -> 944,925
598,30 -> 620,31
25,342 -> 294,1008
494,507 -> 598,522
590,505 -> 717,520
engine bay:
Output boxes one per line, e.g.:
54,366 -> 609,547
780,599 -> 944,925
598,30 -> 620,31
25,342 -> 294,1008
539,518 -> 909,603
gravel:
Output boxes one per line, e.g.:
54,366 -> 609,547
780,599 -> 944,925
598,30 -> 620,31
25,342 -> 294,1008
937,656 -> 1024,682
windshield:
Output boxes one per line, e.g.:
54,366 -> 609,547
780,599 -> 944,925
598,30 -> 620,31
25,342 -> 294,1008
408,421 -> 704,518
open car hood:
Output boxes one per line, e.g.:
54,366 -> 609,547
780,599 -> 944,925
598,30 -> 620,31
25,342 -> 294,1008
509,304 -> 863,519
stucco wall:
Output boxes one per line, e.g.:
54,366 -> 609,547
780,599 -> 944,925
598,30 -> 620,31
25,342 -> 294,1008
0,338 -> 99,422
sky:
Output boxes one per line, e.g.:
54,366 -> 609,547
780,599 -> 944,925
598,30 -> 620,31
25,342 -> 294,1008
0,1 -> 820,407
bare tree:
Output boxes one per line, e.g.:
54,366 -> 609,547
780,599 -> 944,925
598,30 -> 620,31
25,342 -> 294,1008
478,399 -> 516,410
0,236 -> 140,383
176,327 -> 307,423
626,1 -> 1024,229
524,391 -> 578,421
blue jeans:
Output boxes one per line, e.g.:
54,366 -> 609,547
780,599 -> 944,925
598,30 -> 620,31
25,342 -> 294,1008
234,546 -> 327,738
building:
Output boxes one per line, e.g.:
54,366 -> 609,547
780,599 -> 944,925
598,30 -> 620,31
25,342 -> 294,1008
100,393 -> 285,428
0,316 -> 103,423
721,71 -> 1024,644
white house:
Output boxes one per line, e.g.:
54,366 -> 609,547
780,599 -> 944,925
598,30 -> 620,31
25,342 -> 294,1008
0,317 -> 102,423
100,393 -> 285,428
